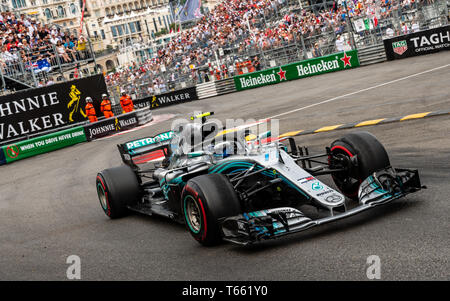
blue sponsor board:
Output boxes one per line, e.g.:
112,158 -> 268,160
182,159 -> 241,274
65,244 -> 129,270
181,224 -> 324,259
0,146 -> 6,165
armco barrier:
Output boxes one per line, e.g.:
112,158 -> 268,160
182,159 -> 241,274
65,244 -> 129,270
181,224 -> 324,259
384,24 -> 450,61
1,126 -> 86,164
234,50 -> 360,91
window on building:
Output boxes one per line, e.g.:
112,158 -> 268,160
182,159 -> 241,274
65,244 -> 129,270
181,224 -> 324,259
12,0 -> 27,9
57,6 -> 65,17
111,26 -> 118,37
70,3 -> 77,15
117,25 -> 123,36
101,30 -> 105,39
44,8 -> 52,19
153,18 -> 157,32
136,21 -> 141,32
129,22 -> 136,33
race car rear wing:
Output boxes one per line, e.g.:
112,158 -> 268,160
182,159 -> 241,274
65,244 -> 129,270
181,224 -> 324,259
117,131 -> 174,168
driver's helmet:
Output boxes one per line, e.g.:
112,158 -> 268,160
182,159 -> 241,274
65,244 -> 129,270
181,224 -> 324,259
168,122 -> 203,167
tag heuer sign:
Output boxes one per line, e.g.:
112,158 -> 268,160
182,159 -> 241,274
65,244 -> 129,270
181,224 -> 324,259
392,40 -> 408,55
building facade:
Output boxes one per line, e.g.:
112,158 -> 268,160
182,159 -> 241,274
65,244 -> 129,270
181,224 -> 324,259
7,0 -> 82,33
85,0 -> 174,51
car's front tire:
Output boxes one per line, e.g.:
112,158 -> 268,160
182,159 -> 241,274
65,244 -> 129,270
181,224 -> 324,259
96,165 -> 141,219
182,174 -> 241,246
330,131 -> 390,200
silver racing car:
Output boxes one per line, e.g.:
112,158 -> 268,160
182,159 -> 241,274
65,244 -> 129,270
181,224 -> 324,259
96,112 -> 424,246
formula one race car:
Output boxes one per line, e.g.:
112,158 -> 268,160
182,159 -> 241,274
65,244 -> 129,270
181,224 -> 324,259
96,112 -> 424,246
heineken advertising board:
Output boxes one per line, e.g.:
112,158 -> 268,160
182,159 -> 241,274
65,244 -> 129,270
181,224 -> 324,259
234,50 -> 360,91
1,126 -> 86,164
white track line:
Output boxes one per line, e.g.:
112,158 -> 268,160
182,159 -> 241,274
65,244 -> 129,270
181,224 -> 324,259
268,63 -> 450,120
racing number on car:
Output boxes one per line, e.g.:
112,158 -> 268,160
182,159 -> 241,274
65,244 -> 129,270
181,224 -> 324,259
6,145 -> 19,159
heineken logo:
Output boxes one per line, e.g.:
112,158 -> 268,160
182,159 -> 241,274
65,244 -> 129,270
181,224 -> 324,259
239,73 -> 277,88
393,40 -> 408,55
297,58 -> 340,76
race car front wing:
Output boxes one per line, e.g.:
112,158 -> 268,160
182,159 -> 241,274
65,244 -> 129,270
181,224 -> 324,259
221,167 -> 423,245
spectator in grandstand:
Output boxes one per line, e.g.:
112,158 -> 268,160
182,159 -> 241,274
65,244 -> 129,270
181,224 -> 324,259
55,40 -> 71,63
63,37 -> 77,62
335,34 -> 345,52
411,20 -> 420,33
77,35 -> 87,60
313,42 -> 323,58
401,22 -> 410,35
385,26 -> 395,37
253,56 -> 261,71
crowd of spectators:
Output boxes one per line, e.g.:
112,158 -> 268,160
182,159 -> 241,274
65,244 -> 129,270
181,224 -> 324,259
104,0 -> 443,95
0,11 -> 88,79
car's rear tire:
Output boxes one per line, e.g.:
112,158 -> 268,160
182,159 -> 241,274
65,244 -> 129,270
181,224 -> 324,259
182,174 -> 241,246
330,131 -> 390,200
96,165 -> 141,219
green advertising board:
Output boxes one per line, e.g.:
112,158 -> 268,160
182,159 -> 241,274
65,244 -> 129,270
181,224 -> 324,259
1,126 -> 87,164
234,50 -> 360,91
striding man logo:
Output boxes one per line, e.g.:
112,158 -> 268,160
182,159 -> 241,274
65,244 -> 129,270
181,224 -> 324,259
67,85 -> 86,122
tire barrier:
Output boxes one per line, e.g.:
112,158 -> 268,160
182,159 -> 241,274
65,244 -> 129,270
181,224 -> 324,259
215,78 -> 237,96
196,81 -> 217,99
135,106 -> 153,126
196,78 -> 237,99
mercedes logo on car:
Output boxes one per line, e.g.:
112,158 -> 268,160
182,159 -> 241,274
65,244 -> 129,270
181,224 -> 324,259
326,194 -> 343,204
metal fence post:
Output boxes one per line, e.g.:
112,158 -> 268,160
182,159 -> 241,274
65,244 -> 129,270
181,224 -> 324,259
52,44 -> 65,79
300,34 -> 307,60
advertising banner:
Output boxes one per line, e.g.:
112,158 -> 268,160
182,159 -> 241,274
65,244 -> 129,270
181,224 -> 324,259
0,146 -> 5,165
133,86 -> 198,110
84,112 -> 138,141
384,25 -> 450,60
1,126 -> 86,164
0,74 -> 107,143
234,50 -> 360,91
